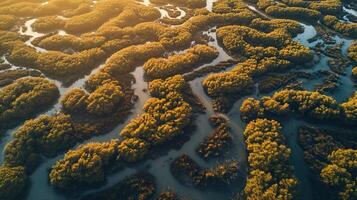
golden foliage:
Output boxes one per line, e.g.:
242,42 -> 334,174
0,77 -> 59,126
0,166 -> 27,200
243,119 -> 297,200
320,149 -> 357,200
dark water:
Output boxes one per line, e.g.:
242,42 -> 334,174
0,1 -> 355,199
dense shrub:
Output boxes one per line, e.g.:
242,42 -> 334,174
297,126 -> 344,173
81,173 -> 156,200
309,0 -> 342,15
103,42 -> 165,75
265,5 -> 321,22
61,88 -> 89,113
171,154 -> 239,187
203,69 -> 253,97
0,14 -> 16,30
0,0 -> 92,17
243,119 -> 297,200
150,0 -> 206,8
143,45 -> 218,79
202,56 -> 300,97
216,25 -> 312,62
32,16 -> 65,32
197,117 -> 232,159
250,18 -> 304,37
49,75 -> 193,189
322,15 -> 357,38
240,89 -> 342,122
97,3 -> 160,33
349,42 -> 357,77
86,81 -> 124,116
148,75 -> 186,98
63,0 -> 127,33
49,140 -> 119,188
348,42 -> 357,61
4,114 -> 77,170
320,149 -> 357,200
4,41 -> 105,80
120,92 -> 192,145
37,34 -> 106,52
341,92 -> 357,124
117,138 -> 150,163
212,0 -> 250,14
0,166 -> 27,200
0,77 -> 59,127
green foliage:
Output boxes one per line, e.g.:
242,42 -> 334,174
143,45 -> 218,79
320,149 -> 357,200
0,77 -> 59,127
0,166 -> 27,200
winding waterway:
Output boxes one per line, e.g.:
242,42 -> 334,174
0,0 -> 356,200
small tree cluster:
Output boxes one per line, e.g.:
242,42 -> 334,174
171,154 -> 239,187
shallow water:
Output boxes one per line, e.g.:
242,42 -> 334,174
19,19 -> 47,52
0,1 -> 356,200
